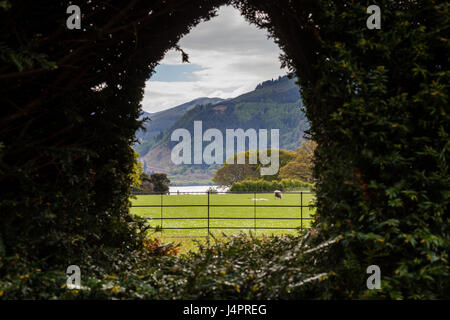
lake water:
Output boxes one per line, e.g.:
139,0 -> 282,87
168,185 -> 229,194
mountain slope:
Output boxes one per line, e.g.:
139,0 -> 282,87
134,97 -> 224,156
137,76 -> 309,185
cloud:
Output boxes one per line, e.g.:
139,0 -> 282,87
150,64 -> 205,82
141,5 -> 288,113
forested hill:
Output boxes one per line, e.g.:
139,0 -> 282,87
137,76 -> 309,185
134,97 -> 224,156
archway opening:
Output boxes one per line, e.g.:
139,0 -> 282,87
131,4 -> 312,242
1,0 -> 447,299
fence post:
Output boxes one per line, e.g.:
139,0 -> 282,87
300,191 -> 303,232
254,191 -> 256,232
207,191 -> 210,245
161,192 -> 163,234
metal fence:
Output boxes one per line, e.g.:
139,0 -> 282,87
131,191 -> 315,239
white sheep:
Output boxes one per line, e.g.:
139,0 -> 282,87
274,190 -> 282,199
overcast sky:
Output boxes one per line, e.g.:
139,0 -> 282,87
141,5 -> 288,113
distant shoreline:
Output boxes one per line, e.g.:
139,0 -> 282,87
169,185 -> 229,193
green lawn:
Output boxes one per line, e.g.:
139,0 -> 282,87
130,192 -> 315,246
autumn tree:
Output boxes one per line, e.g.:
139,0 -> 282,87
130,151 -> 144,190
212,163 -> 258,187
278,140 -> 316,183
212,149 -> 295,186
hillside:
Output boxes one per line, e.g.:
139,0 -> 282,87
137,76 -> 309,185
134,97 -> 224,156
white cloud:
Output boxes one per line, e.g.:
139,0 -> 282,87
141,5 -> 288,113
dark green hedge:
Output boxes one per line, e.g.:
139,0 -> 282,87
230,179 -> 312,192
1,0 -> 448,299
289,1 -> 449,298
0,0 -> 225,279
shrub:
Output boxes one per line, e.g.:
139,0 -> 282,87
0,233 -> 332,300
230,179 -> 312,192
206,186 -> 219,194
1,0 -> 448,300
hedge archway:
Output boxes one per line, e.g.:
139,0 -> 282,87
0,1 -> 448,298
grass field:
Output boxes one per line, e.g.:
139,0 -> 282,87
130,192 -> 315,251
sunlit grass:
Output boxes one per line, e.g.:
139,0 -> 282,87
130,192 -> 315,252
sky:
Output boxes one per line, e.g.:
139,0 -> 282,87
141,5 -> 288,113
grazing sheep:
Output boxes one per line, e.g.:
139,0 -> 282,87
274,190 -> 282,199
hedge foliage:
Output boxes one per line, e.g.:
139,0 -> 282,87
0,0 -> 226,293
283,1 -> 449,298
1,0 -> 448,299
0,233 -> 331,299
230,179 -> 313,192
